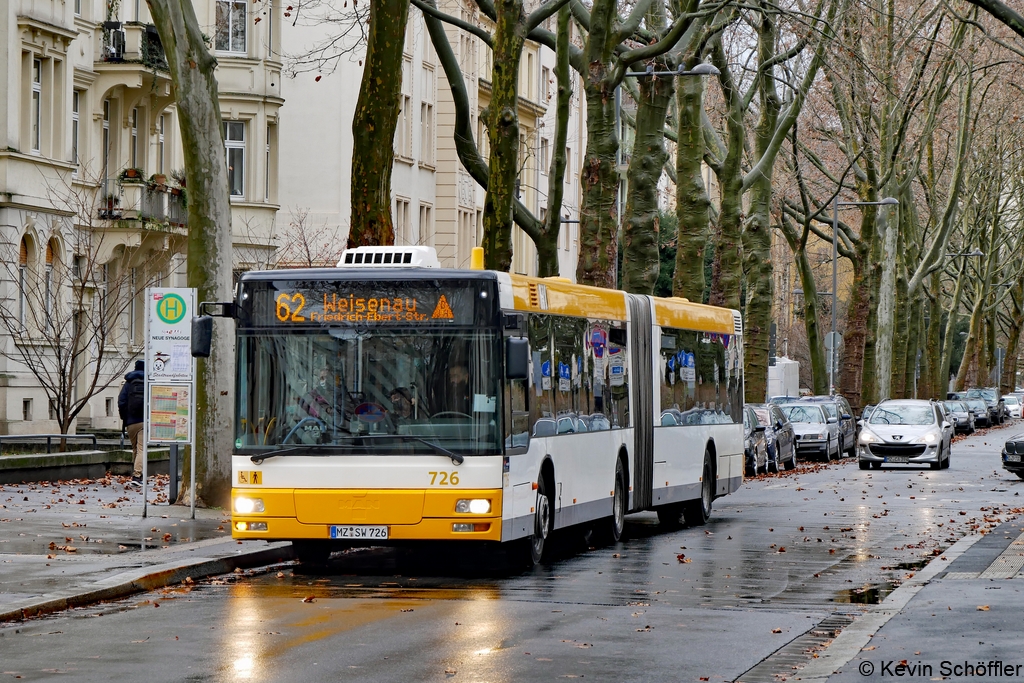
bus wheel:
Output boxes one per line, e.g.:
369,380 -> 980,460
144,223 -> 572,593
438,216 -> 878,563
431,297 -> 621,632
292,540 -> 333,565
683,449 -> 713,526
527,477 -> 552,565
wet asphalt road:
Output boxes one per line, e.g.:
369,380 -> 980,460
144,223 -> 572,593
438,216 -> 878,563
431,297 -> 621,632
3,423 -> 1024,682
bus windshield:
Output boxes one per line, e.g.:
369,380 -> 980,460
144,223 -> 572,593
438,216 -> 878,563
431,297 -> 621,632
236,329 -> 502,455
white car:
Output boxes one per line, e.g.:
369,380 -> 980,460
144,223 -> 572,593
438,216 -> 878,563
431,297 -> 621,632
857,400 -> 953,470
781,403 -> 840,461
1003,395 -> 1022,419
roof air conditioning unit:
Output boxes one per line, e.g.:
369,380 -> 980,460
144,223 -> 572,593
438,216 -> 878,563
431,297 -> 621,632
338,246 -> 441,268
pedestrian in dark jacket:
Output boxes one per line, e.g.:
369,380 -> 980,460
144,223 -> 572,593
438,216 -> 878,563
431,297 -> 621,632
118,360 -> 145,487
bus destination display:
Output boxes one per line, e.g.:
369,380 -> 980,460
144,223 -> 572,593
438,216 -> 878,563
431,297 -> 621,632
259,282 -> 483,326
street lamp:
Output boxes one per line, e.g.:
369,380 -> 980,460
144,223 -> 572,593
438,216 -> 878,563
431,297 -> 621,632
829,196 -> 899,394
623,62 -> 722,78
948,249 -> 984,258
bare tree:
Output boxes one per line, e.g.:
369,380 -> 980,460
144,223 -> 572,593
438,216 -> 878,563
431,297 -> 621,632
0,179 -> 161,445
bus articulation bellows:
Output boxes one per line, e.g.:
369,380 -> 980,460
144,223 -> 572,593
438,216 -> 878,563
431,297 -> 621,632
194,245 -> 744,565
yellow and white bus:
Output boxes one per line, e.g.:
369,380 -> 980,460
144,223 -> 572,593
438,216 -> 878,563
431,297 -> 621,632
209,245 -> 744,564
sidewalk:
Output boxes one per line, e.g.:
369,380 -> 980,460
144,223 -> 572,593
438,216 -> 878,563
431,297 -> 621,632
795,518 -> 1024,681
0,473 -> 292,621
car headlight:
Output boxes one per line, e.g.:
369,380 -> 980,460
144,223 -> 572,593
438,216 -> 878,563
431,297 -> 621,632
913,432 -> 937,444
234,496 -> 265,514
818,432 -> 828,439
456,499 -> 492,514
860,430 -> 881,444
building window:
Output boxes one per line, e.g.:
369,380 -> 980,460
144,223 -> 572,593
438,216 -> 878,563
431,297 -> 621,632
48,399 -> 57,421
130,108 -> 139,169
395,58 -> 413,159
223,121 -> 245,197
105,397 -> 113,417
102,100 -> 111,181
419,102 -> 434,165
23,399 -> 32,421
564,146 -> 572,184
417,203 -> 431,245
31,59 -> 42,152
542,66 -> 550,100
395,198 -> 410,241
71,91 -> 80,169
265,125 -> 272,200
216,0 -> 247,53
540,138 -> 549,175
75,0 -> 81,15
45,240 -> 57,322
158,114 -> 165,173
526,52 -> 535,101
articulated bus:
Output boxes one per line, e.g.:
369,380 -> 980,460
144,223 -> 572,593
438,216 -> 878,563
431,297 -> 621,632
206,246 -> 744,564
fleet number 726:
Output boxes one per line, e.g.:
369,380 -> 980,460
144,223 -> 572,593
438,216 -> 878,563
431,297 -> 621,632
429,471 -> 459,486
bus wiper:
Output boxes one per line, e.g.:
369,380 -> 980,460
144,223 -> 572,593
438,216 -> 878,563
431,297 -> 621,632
336,435 -> 464,465
249,446 -> 352,464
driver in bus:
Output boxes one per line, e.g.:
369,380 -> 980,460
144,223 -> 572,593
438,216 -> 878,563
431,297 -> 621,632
389,387 -> 414,422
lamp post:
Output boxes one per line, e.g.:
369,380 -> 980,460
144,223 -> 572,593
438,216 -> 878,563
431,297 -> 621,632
830,196 -> 899,394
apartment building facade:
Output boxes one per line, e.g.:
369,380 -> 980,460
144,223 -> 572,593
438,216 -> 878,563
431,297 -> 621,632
278,0 -> 585,277
0,0 -> 282,434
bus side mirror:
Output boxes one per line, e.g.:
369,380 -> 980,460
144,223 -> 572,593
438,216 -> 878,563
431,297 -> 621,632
506,337 -> 529,379
192,316 -> 213,358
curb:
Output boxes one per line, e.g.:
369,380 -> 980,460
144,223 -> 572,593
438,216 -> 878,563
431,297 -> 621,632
793,530 -> 989,682
0,541 -> 294,623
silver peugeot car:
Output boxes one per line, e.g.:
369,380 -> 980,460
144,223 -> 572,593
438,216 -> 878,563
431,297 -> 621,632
857,399 -> 953,470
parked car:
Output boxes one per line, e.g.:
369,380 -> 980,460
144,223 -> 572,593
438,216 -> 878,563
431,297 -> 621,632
857,399 -> 953,470
743,406 -> 768,476
941,400 -> 976,434
802,395 -> 857,456
749,403 -> 797,472
1003,395 -> 1022,419
769,396 -> 801,405
781,403 -> 840,461
965,387 -> 1006,425
965,398 -> 992,427
1000,432 -> 1024,479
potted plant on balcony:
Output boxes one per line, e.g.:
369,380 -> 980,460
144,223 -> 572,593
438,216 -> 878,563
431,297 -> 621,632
151,172 -> 168,186
119,167 -> 145,183
170,168 -> 186,188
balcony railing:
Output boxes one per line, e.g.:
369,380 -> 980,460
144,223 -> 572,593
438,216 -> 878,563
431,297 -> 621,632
98,178 -> 186,227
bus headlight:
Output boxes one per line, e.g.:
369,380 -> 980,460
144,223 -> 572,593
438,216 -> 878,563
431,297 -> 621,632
234,497 -> 265,514
456,499 -> 492,514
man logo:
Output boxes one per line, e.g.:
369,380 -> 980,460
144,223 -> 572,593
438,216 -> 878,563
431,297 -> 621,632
156,293 -> 187,324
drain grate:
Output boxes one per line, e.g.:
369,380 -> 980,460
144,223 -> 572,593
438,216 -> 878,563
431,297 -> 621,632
734,612 -> 857,683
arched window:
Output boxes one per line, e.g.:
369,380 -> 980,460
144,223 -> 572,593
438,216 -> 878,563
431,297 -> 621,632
18,236 -> 29,328
44,238 -> 60,324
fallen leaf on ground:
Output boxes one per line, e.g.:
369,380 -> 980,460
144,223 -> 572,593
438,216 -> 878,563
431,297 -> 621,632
302,596 -> 316,603
977,605 -> 990,611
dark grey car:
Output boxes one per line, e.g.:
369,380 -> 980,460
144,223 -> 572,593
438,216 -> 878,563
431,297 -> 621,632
749,403 -> 796,472
743,406 -> 768,476
1001,432 -> 1024,479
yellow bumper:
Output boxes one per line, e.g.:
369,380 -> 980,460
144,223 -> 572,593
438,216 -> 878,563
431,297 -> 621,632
231,488 -> 503,542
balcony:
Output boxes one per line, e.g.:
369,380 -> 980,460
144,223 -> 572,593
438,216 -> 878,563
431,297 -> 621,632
100,22 -> 167,71
99,177 -> 186,229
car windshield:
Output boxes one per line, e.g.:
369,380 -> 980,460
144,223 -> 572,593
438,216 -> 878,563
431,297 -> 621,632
869,404 -> 936,426
1005,397 -> 1019,405
236,329 -> 501,455
967,399 -> 987,412
967,388 -> 997,401
942,401 -> 966,412
782,405 -> 824,424
752,408 -> 770,425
